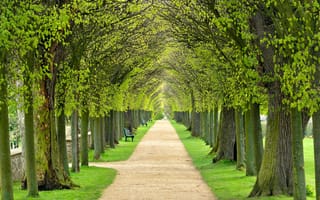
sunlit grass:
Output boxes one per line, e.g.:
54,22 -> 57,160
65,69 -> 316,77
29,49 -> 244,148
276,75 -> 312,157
13,166 -> 116,200
89,121 -> 154,162
171,120 -> 315,200
12,122 -> 154,200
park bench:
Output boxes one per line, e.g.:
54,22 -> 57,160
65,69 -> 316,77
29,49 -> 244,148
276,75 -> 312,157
123,128 -> 134,142
141,119 -> 148,126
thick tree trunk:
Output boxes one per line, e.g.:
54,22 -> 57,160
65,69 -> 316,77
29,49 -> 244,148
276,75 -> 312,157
313,112 -> 320,200
35,95 -> 73,189
35,48 -> 73,189
71,110 -> 80,172
249,86 -> 293,196
23,64 -> 39,196
212,106 -> 236,163
80,109 -> 89,166
291,108 -> 306,200
235,109 -> 245,170
0,61 -> 14,200
250,9 -> 293,197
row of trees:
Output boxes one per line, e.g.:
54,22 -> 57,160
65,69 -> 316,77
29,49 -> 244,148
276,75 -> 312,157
0,1 -> 162,199
158,1 -> 320,199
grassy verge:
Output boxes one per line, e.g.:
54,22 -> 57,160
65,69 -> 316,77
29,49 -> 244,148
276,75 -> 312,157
13,122 -> 154,200
89,121 -> 154,162
171,120 -> 315,200
13,166 -> 116,200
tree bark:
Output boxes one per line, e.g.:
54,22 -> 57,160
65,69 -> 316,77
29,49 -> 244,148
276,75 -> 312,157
213,106 -> 219,149
71,110 -> 80,172
235,109 -> 245,170
35,43 -> 73,189
313,112 -> 320,200
245,107 -> 256,175
93,117 -> 102,160
57,111 -> 69,176
81,109 -> 89,166
246,103 -> 264,176
249,84 -> 293,196
100,117 -> 105,153
108,113 -> 115,148
0,57 -> 14,200
212,106 -> 236,163
23,61 -> 39,196
249,8 -> 293,197
290,108 -> 306,200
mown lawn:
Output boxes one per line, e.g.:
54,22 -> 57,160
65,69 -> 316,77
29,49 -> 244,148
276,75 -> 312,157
13,166 -> 116,200
12,121 -> 154,200
89,121 -> 154,162
171,120 -> 316,200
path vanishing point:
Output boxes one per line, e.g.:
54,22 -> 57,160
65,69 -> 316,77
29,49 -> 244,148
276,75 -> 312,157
91,120 -> 216,200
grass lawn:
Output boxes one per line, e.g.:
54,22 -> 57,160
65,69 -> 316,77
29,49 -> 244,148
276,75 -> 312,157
12,121 -> 154,200
13,166 -> 116,200
171,120 -> 316,200
89,121 -> 154,162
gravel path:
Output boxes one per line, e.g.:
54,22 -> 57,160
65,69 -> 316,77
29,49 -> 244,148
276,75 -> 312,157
91,120 -> 216,200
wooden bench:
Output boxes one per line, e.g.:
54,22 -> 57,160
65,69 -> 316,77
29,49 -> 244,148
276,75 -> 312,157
123,128 -> 134,142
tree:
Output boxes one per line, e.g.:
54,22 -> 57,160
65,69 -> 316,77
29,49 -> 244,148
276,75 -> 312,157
0,51 -> 14,200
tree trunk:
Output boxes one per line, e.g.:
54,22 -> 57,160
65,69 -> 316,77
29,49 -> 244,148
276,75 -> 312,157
81,109 -> 89,166
93,117 -> 102,160
100,117 -> 105,153
235,109 -> 245,170
245,103 -> 264,176
71,110 -> 80,172
252,103 -> 263,173
249,86 -> 293,196
313,112 -> 320,200
108,113 -> 115,148
35,48 -> 73,189
192,111 -> 201,137
212,106 -> 219,149
249,9 -> 293,197
89,117 -> 94,149
245,107 -> 256,175
290,108 -> 306,200
57,112 -> 69,176
313,55 -> 320,200
23,63 -> 39,196
208,110 -> 214,147
212,106 -> 236,163
0,59 -> 14,200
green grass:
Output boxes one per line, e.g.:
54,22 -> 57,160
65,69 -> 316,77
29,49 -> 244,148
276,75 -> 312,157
171,120 -> 316,200
12,122 -> 154,200
13,166 -> 116,200
89,122 -> 154,162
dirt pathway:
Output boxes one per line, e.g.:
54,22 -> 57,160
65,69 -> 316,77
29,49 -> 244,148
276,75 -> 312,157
91,120 -> 216,200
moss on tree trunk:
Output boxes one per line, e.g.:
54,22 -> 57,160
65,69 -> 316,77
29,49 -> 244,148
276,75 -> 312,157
249,86 -> 293,196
